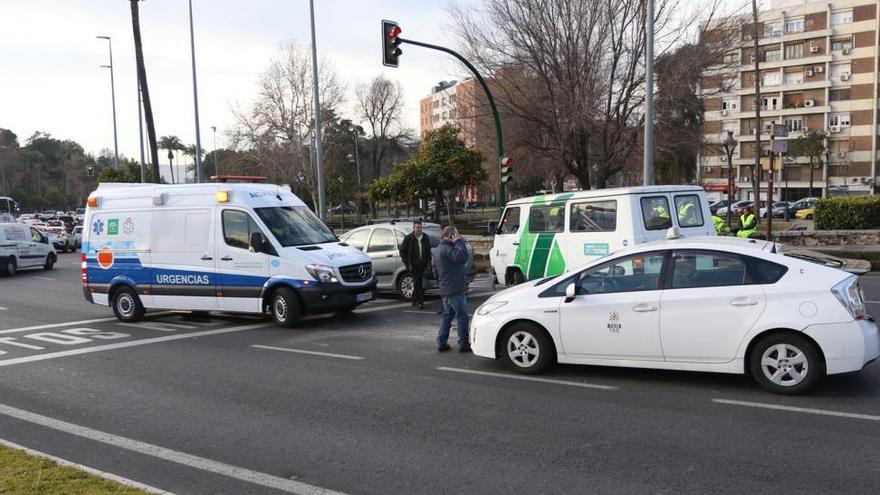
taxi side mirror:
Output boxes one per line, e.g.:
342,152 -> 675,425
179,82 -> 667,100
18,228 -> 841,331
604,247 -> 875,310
564,282 -> 577,303
249,232 -> 265,253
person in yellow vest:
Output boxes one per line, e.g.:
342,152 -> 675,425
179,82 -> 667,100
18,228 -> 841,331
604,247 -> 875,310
738,206 -> 757,238
712,215 -> 729,235
677,201 -> 696,225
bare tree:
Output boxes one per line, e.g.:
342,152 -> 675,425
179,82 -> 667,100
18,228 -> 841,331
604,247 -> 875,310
231,41 -> 343,210
355,76 -> 408,181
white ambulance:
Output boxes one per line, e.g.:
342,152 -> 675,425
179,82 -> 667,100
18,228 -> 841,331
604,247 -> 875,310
490,186 -> 715,285
82,181 -> 377,327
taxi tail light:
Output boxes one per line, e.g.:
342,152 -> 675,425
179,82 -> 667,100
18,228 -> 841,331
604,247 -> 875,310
831,276 -> 865,320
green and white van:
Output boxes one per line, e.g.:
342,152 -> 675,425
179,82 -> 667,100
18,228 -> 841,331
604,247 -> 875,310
490,186 -> 715,285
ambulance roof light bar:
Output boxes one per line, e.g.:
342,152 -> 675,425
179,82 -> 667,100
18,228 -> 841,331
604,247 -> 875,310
209,175 -> 267,183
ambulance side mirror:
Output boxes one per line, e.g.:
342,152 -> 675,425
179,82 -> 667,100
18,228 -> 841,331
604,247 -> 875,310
249,232 -> 265,254
564,282 -> 577,303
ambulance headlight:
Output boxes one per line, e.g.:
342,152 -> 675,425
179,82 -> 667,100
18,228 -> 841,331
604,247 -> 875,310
305,264 -> 338,283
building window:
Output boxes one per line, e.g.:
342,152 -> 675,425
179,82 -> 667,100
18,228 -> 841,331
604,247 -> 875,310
784,117 -> 803,132
721,98 -> 738,111
764,49 -> 782,62
831,10 -> 853,25
721,52 -> 738,64
722,121 -> 738,135
448,109 -> 457,119
783,71 -> 803,85
784,43 -> 803,59
830,88 -> 851,101
763,22 -> 782,37
829,113 -> 851,127
448,94 -> 456,104
761,71 -> 781,86
784,19 -> 804,34
831,37 -> 853,52
432,101 -> 439,109
761,96 -> 780,110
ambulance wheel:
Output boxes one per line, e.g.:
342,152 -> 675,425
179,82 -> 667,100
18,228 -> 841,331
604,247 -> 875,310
271,287 -> 302,328
44,254 -> 56,270
4,257 -> 16,276
112,287 -> 145,322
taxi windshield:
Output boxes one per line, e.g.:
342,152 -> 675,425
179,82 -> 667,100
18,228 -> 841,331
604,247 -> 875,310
255,206 -> 337,247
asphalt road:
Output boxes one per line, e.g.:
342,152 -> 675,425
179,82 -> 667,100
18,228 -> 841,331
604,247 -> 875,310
1,252 -> 879,494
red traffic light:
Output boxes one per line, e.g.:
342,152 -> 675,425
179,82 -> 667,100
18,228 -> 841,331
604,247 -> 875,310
500,156 -> 513,167
388,25 -> 402,38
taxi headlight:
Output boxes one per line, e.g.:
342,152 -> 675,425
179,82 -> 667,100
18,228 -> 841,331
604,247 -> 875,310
477,300 -> 508,315
305,264 -> 338,283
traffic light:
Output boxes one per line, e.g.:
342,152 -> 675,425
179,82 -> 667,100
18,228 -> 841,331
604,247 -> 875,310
87,164 -> 94,177
500,156 -> 513,184
382,20 -> 402,68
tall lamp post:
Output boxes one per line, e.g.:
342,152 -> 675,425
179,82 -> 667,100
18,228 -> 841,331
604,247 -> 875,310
211,126 -> 217,176
188,0 -> 203,182
722,130 -> 738,227
824,149 -> 832,198
783,156 -> 793,221
346,123 -> 362,219
96,36 -> 119,169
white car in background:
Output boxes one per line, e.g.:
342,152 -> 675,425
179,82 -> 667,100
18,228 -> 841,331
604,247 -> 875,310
470,235 -> 879,394
72,225 -> 83,249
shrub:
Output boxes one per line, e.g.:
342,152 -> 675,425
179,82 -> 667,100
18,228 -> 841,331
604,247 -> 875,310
814,196 -> 880,230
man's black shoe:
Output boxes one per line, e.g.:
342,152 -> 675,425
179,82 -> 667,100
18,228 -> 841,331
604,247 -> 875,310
459,345 -> 472,353
437,344 -> 451,352
418,303 -> 425,309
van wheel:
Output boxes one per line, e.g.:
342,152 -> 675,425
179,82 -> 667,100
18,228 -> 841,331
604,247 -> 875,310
44,254 -> 56,270
271,287 -> 302,328
749,333 -> 824,395
397,272 -> 415,300
500,323 -> 554,374
508,269 -> 525,286
112,287 -> 145,322
4,257 -> 16,276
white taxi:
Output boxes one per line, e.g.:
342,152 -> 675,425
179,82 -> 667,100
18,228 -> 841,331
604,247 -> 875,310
471,235 -> 879,394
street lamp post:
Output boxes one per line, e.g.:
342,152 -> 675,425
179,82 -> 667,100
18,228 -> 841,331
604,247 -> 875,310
308,0 -> 326,220
188,0 -> 203,183
722,130 -> 738,228
96,36 -> 119,169
211,126 -> 217,176
346,124 -> 363,220
824,149 -> 832,198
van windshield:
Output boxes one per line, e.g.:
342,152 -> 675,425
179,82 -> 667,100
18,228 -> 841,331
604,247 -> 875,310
255,206 -> 337,247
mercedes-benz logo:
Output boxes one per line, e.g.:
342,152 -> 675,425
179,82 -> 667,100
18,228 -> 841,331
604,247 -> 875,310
357,265 -> 367,278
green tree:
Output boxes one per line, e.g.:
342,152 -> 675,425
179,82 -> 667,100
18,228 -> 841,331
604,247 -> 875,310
158,135 -> 183,184
97,161 -> 155,183
788,130 -> 826,197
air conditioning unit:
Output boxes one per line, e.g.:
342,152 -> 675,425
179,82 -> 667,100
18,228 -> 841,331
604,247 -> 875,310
749,128 -> 757,135
830,125 -> 841,133
841,73 -> 851,81
744,34 -> 753,41
806,69 -> 814,77
720,155 -> 728,162
810,45 -> 819,53
862,178 -> 871,185
815,66 -> 824,73
750,54 -> 757,63
838,152 -> 847,158
843,48 -> 852,55
804,99 -> 815,107
720,109 -> 728,116
772,29 -> 783,37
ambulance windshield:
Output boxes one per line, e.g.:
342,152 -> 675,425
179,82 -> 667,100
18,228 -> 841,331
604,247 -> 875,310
255,206 -> 337,247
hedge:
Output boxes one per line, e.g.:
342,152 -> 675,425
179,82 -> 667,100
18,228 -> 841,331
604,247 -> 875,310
814,196 -> 880,230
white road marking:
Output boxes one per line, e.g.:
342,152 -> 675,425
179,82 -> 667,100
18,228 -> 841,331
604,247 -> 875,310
355,291 -> 497,314
712,398 -> 880,421
0,306 -> 8,311
116,322 -> 197,332
865,300 -> 880,304
0,438 -> 174,494
33,276 -> 55,281
0,322 -> 271,367
0,312 -> 173,335
0,404 -> 347,495
251,345 -> 364,361
437,367 -> 618,390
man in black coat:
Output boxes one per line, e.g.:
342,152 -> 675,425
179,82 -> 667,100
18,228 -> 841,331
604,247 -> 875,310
399,220 -> 432,308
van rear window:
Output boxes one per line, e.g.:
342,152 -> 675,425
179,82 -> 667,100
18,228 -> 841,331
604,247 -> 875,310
640,196 -> 673,231
528,205 -> 565,233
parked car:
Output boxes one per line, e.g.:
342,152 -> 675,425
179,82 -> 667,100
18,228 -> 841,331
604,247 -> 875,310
1,223 -> 57,275
72,225 -> 83,249
470,236 -> 879,394
708,199 -> 730,215
715,200 -> 755,217
339,221 -> 477,299
795,206 -> 815,220
789,197 -> 819,218
760,201 -> 790,218
329,203 -> 355,214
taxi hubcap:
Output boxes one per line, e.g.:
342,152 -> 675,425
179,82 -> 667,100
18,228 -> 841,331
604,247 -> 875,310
761,343 -> 809,386
507,331 -> 539,367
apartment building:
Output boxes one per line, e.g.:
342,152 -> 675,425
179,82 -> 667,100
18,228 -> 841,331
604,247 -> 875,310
700,0 -> 879,201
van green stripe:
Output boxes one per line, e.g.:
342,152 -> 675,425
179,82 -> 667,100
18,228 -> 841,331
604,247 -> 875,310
527,233 -> 555,279
517,192 -> 574,280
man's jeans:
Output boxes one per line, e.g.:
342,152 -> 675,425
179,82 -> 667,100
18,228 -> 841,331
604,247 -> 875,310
437,292 -> 469,346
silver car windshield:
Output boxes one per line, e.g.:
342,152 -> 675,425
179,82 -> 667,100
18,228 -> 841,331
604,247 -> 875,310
255,206 -> 337,247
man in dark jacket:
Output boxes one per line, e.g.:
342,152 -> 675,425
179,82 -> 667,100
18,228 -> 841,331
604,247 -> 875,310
434,225 -> 470,352
399,220 -> 432,308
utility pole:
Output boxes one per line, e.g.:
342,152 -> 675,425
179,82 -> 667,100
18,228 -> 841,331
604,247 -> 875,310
309,0 -> 326,220
97,36 -> 119,169
751,0 -> 762,219
188,0 -> 202,183
643,0 -> 655,185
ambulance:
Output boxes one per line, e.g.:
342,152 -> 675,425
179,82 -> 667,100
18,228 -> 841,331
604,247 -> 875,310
490,186 -> 715,285
82,180 -> 377,327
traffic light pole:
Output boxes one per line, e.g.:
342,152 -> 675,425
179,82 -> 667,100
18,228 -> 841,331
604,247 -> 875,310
397,37 -> 506,210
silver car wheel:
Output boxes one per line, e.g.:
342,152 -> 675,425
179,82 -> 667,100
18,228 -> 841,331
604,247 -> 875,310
760,343 -> 809,387
507,330 -> 540,368
399,274 -> 414,299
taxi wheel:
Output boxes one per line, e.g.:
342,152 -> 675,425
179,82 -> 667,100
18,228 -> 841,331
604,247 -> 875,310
749,333 -> 824,395
500,323 -> 554,374
112,287 -> 146,323
4,257 -> 16,276
271,287 -> 302,328
44,254 -> 56,270
397,273 -> 415,300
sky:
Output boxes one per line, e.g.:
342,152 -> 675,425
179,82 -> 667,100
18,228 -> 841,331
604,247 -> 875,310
0,0 -> 478,162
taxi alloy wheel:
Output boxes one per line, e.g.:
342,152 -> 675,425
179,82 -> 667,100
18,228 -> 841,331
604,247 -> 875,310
398,273 -> 415,300
501,323 -> 553,374
750,333 -> 823,395
272,287 -> 301,328
112,287 -> 145,323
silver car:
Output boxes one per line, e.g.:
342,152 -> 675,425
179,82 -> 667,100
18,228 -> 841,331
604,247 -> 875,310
339,222 -> 476,299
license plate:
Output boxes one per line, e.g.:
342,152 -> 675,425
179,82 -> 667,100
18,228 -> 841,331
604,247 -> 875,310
356,291 -> 373,302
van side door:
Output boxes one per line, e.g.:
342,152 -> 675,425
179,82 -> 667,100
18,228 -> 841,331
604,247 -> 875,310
150,209 -> 217,310
216,209 -> 270,313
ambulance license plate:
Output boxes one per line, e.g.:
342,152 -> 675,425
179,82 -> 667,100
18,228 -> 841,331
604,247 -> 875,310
356,292 -> 373,302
